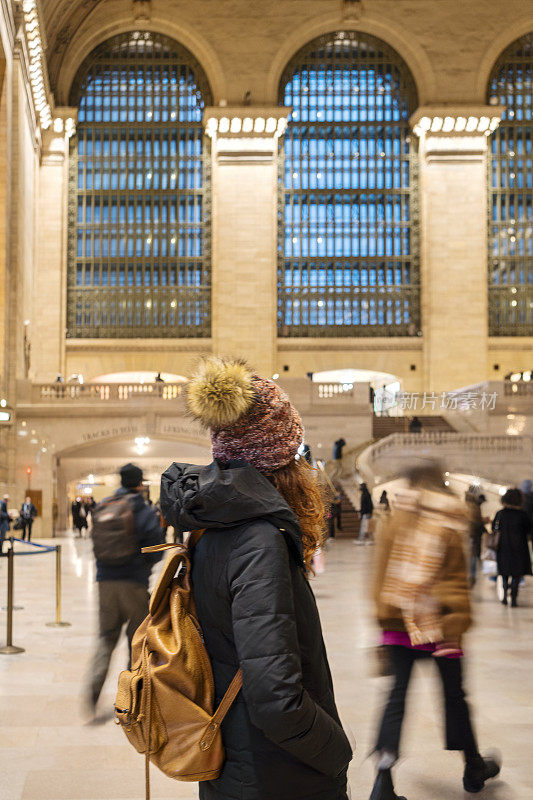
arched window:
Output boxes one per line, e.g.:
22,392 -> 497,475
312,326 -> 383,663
278,31 -> 419,336
67,31 -> 212,338
488,34 -> 533,335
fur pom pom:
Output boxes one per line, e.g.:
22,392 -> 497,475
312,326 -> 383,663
187,357 -> 256,429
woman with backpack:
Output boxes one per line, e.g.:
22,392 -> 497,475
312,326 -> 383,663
161,357 -> 353,800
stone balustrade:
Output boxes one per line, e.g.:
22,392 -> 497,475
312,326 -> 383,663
358,431 -> 533,487
33,382 -> 185,402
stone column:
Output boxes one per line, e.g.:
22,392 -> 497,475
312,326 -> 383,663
33,110 -> 76,381
412,107 -> 503,393
206,108 -> 288,375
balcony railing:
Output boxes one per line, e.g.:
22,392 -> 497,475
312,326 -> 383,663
357,431 -> 532,486
33,382 -> 185,402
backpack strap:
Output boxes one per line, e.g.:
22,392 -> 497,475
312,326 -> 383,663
199,669 -> 243,752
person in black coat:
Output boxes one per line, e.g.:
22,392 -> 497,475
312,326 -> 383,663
71,497 -> 88,536
408,416 -> 422,433
0,494 -> 11,554
493,488 -> 532,607
358,482 -> 374,543
19,497 -> 38,541
161,357 -> 352,800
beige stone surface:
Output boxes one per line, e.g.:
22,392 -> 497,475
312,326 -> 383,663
420,133 -> 490,392
0,536 -> 531,798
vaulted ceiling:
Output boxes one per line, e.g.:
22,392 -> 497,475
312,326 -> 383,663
41,0 -> 107,96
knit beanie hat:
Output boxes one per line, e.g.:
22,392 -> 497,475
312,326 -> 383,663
120,462 -> 144,489
187,357 -> 303,474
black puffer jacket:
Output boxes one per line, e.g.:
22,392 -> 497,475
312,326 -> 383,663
494,507 -> 532,577
160,460 -> 352,800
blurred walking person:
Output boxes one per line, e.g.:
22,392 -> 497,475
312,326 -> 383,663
493,488 -> 532,607
161,357 -> 352,800
85,463 -> 164,716
331,436 -> 346,480
370,463 -> 500,799
379,490 -> 390,512
465,491 -> 486,587
358,482 -> 374,544
19,496 -> 37,541
328,491 -> 343,540
71,497 -> 87,537
0,494 -> 10,554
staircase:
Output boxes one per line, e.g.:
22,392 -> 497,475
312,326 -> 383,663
372,415 -> 455,439
332,487 -> 360,539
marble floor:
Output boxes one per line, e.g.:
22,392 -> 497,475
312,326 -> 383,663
0,535 -> 531,800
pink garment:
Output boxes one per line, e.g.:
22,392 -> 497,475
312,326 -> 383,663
382,630 -> 463,658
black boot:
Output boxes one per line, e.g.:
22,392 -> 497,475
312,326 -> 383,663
463,755 -> 501,793
369,768 -> 407,800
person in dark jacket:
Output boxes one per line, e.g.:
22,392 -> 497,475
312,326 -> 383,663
465,491 -> 486,587
0,494 -> 11,554
19,496 -> 38,541
379,490 -> 390,512
161,357 -> 353,800
358,482 -> 374,543
493,488 -> 532,607
71,497 -> 88,537
86,463 -> 165,715
331,437 -> 346,480
408,416 -> 422,433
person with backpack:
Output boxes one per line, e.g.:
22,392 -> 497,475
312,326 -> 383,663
160,357 -> 353,800
86,463 -> 165,715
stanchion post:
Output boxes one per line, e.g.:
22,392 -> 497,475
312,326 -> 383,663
0,540 -> 25,654
46,545 -> 71,628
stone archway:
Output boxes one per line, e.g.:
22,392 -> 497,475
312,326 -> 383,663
55,431 -> 212,530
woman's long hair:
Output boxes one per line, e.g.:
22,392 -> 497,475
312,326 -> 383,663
268,457 -> 327,569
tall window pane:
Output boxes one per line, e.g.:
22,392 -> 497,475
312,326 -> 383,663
278,31 -> 419,337
488,34 -> 533,335
67,31 -> 212,338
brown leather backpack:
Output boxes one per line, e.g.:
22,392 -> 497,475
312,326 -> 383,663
114,534 -> 242,799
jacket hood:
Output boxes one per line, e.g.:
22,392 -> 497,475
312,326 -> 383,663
160,460 -> 304,566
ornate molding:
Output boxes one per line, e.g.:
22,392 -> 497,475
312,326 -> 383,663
204,107 -> 289,139
411,105 -> 504,138
65,339 -> 213,353
277,338 -> 423,352
342,0 -> 365,21
132,0 -> 151,22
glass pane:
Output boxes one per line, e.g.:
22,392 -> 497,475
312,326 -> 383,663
67,31 -> 212,338
487,33 -> 533,335
278,31 -> 420,337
